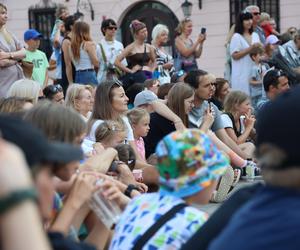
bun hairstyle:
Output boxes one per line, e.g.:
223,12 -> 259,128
130,19 -> 146,37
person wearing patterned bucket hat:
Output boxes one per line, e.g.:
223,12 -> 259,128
110,129 -> 229,250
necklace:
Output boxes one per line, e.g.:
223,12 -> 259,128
105,38 -> 114,45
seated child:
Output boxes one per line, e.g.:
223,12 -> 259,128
127,108 -> 150,162
95,120 -> 127,148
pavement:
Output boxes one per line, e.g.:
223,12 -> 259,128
197,179 -> 262,215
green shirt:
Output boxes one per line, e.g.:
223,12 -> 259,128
25,49 -> 49,86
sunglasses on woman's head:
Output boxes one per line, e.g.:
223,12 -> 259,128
114,79 -> 123,87
48,84 -> 63,94
275,69 -> 286,78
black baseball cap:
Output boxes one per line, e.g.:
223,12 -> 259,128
256,85 -> 300,168
0,115 -> 83,167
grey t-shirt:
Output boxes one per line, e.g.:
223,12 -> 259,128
249,63 -> 263,98
188,100 -> 225,132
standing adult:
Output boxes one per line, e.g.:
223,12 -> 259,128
151,24 -> 174,84
51,5 -> 69,86
61,15 -> 78,94
0,3 -> 25,97
230,11 -> 261,95
97,19 -> 127,83
174,18 -> 205,73
70,21 -> 99,85
115,20 -> 156,89
245,5 -> 266,44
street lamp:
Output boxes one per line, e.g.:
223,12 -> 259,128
181,0 -> 193,18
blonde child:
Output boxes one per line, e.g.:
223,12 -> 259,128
95,119 -> 127,148
127,108 -> 150,162
221,91 -> 256,159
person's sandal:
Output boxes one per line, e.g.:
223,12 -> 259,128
210,166 -> 235,203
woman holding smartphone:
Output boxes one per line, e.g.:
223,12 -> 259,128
174,18 -> 206,73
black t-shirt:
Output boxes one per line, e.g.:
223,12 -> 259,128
144,112 -> 175,158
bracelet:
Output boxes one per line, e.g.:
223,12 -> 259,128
124,184 -> 139,198
0,188 -> 38,215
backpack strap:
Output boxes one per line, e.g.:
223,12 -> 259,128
99,42 -> 107,64
132,203 -> 187,250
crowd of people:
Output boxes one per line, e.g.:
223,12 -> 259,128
1,2 -> 300,250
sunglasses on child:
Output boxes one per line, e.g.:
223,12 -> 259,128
107,26 -> 117,30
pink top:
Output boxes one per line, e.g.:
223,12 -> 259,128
134,137 -> 146,161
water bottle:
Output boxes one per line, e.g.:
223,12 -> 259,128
89,179 -> 122,229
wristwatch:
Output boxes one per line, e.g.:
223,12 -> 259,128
124,184 -> 139,198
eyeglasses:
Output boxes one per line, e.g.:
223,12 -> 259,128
107,26 -> 117,30
252,12 -> 260,16
183,17 -> 191,22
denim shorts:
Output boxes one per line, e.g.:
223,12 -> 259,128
75,70 -> 98,85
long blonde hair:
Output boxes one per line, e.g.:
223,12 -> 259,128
0,4 -> 14,45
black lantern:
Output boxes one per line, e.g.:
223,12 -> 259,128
181,0 -> 193,18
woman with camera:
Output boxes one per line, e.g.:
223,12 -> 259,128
174,18 -> 206,73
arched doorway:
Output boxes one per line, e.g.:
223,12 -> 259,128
120,1 -> 179,57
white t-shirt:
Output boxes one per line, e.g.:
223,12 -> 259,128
96,39 -> 127,83
230,32 -> 260,95
221,113 -> 245,135
87,116 -> 134,142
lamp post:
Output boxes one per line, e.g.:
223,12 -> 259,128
181,0 -> 193,18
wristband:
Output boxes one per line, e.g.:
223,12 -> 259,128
108,160 -> 123,173
124,184 -> 139,198
0,188 -> 38,215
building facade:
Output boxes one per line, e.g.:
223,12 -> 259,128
2,0 -> 300,76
